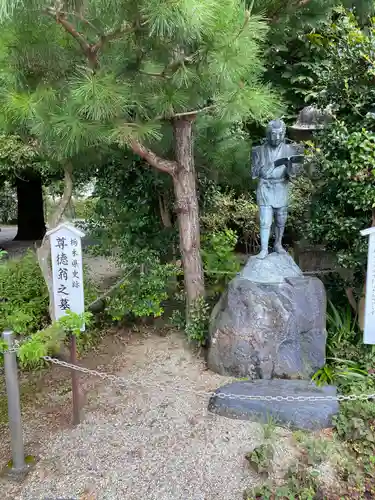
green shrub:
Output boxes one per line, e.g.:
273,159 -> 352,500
106,257 -> 178,321
73,197 -> 98,220
287,175 -> 314,240
304,13 -> 375,287
168,296 -> 210,347
15,310 -> 93,368
309,300 -> 375,495
334,398 -> 375,459
0,251 -> 49,334
202,229 -> 241,295
312,302 -> 375,387
88,154 -> 176,263
185,296 -> 210,347
0,250 -> 98,336
200,184 -> 259,254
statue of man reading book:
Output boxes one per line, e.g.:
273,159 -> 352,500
251,119 -> 304,260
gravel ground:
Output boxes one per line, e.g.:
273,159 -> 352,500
11,332 -> 262,500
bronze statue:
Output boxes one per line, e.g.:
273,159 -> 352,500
251,119 -> 304,260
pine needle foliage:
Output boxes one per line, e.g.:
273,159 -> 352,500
0,0 -> 282,159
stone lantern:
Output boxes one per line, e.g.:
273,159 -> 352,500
289,105 -> 332,142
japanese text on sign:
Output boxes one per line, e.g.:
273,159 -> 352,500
48,224 -> 85,328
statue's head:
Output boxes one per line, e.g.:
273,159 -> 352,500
266,119 -> 286,148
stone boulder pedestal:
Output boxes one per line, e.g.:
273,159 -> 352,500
208,380 -> 338,431
207,253 -> 327,380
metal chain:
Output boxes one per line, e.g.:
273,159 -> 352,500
42,356 -> 375,403
0,340 -> 23,354
2,346 -> 374,402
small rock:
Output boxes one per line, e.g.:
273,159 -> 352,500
208,379 -> 339,431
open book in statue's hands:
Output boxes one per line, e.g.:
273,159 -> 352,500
274,155 -> 304,167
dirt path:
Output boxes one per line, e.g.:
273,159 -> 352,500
1,328 -> 262,500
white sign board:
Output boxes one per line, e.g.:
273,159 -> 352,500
361,227 -> 375,344
47,222 -> 85,329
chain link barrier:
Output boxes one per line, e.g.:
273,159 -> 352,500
1,345 -> 375,403
42,355 -> 375,403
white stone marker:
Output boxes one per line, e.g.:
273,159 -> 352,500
46,222 -> 86,330
361,226 -> 375,344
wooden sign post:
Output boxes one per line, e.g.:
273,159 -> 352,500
46,222 -> 85,425
361,227 -> 375,345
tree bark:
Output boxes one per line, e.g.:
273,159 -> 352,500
172,117 -> 204,314
14,171 -> 46,241
130,126 -> 205,316
131,139 -> 176,175
37,163 -> 74,321
158,194 -> 172,228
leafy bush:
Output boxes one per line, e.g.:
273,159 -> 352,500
202,229 -> 241,295
334,399 -> 375,459
310,300 -> 375,495
185,296 -> 210,347
169,297 -> 210,347
0,249 -> 98,338
246,443 -> 274,475
88,152 -> 175,263
287,175 -> 314,240
72,197 -> 98,220
244,427 -> 367,499
106,256 -> 178,321
0,251 -> 49,334
15,310 -> 93,368
200,183 -> 259,254
305,11 -> 375,286
305,123 -> 373,281
333,390 -> 375,496
313,301 -> 375,385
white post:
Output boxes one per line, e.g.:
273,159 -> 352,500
46,222 -> 86,425
361,227 -> 375,344
46,222 -> 86,326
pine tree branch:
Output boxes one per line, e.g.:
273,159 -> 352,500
45,8 -> 135,68
172,106 -> 216,118
139,70 -> 170,79
163,105 -> 216,120
235,9 -> 250,40
64,11 -> 102,35
161,54 -> 195,78
130,140 -> 177,175
91,25 -> 135,54
45,8 -> 91,54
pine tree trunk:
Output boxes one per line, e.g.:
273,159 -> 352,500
172,117 -> 204,314
14,171 -> 46,241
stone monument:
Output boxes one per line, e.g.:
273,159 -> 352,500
207,119 -> 336,430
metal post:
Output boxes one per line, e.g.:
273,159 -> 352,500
70,334 -> 80,425
2,330 -> 26,472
